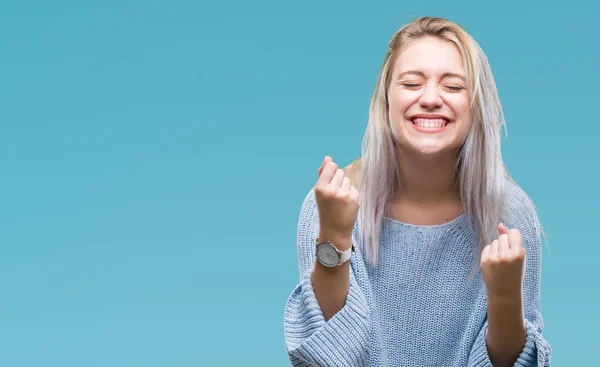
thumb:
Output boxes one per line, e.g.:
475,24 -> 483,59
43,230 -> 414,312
498,222 -> 510,235
318,156 -> 333,176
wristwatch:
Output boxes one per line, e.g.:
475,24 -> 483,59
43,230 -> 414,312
315,238 -> 355,267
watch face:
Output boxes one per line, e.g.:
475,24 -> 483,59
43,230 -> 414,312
316,243 -> 339,267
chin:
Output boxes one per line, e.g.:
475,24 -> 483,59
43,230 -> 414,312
417,147 -> 446,156
404,141 -> 457,157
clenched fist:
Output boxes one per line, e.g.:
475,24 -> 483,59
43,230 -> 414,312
481,223 -> 526,300
314,156 -> 360,248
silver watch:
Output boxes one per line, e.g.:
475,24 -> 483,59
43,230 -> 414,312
315,239 -> 355,267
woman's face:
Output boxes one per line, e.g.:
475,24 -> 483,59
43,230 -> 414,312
388,36 -> 471,157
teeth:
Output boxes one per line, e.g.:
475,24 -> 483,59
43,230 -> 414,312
412,118 -> 448,128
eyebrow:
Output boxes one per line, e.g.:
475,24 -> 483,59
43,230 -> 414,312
395,71 -> 466,81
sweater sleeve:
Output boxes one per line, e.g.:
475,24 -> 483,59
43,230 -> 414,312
283,188 -> 371,367
468,184 -> 552,366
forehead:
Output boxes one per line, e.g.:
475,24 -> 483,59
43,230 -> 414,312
392,36 -> 465,76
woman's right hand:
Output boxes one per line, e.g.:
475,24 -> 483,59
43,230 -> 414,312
314,156 -> 360,248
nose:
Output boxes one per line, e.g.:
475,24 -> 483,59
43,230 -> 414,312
419,83 -> 443,110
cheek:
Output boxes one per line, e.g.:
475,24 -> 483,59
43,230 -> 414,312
446,95 -> 471,123
455,102 -> 472,137
388,90 -> 417,121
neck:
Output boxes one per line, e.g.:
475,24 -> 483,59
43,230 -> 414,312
393,148 -> 460,204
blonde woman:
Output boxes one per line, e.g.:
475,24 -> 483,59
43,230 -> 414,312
283,17 -> 552,367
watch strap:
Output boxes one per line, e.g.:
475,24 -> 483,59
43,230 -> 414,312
338,243 -> 354,265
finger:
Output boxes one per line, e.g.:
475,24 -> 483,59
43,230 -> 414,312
498,222 -> 510,236
330,169 -> 345,189
316,161 -> 338,186
318,156 -> 333,176
490,239 -> 499,255
498,233 -> 510,254
508,228 -> 523,253
338,176 -> 351,195
481,244 -> 491,263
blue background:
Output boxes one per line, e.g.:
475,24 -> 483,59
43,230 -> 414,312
1,0 -> 598,365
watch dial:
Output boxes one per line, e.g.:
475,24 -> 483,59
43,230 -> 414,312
317,244 -> 338,267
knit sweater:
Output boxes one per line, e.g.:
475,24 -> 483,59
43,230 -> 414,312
283,179 -> 552,366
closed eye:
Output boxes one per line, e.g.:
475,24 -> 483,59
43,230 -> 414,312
446,86 -> 464,91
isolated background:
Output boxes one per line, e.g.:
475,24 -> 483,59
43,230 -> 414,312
1,0 -> 598,365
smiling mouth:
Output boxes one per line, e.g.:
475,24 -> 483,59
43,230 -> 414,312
410,117 -> 450,128
408,117 -> 452,133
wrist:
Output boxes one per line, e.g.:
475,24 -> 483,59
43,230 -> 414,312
487,292 -> 523,306
487,293 -> 525,325
317,231 -> 353,251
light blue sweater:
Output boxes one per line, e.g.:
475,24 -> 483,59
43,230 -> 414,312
283,179 -> 552,366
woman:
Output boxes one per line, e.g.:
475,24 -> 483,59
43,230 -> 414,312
283,17 -> 552,366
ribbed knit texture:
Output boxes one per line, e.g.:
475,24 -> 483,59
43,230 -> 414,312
284,179 -> 552,366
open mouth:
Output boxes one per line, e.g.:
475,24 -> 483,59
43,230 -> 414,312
409,117 -> 452,133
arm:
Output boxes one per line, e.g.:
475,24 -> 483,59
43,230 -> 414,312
312,158 -> 360,320
312,231 -> 352,321
283,188 -> 370,367
468,199 -> 552,366
484,223 -> 528,366
486,293 -> 527,366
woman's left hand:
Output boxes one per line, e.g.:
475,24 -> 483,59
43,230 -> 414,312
480,223 -> 526,301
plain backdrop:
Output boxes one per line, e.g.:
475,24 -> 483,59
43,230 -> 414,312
1,0 -> 598,365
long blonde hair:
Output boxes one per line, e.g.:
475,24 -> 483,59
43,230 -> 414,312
357,17 -> 509,266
